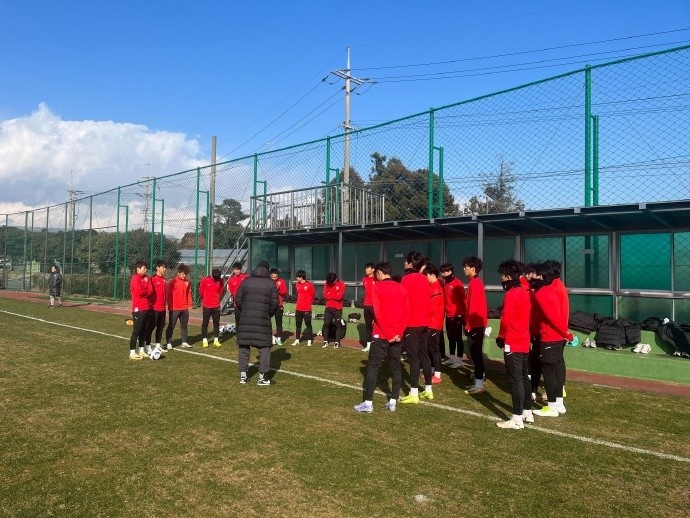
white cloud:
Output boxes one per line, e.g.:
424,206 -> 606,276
0,103 -> 204,214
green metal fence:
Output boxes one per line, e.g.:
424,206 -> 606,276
1,45 -> 688,301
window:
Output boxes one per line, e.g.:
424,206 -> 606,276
565,235 -> 609,289
619,233 -> 671,290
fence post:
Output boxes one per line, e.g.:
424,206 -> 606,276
44,208 -> 49,280
149,177 -> 157,266
121,205 -> 129,300
584,65 -> 592,207
87,196 -> 93,297
252,154 -> 258,229
23,211 -> 28,291
194,167 -> 201,306
159,199 -> 165,257
113,187 -> 121,299
428,108 -> 435,219
592,114 -> 600,206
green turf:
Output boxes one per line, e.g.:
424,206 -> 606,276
1,298 -> 689,517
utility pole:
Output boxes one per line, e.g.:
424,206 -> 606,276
329,47 -> 373,224
67,171 -> 84,231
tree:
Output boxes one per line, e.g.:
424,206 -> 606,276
462,159 -> 525,215
368,152 -> 459,221
204,198 -> 248,248
76,229 -> 180,275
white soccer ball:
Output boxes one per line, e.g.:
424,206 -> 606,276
149,347 -> 162,360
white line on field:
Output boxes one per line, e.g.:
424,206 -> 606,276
2,309 -> 689,464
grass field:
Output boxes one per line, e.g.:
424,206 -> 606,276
1,297 -> 689,517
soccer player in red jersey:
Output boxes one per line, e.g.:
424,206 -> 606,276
495,260 -> 533,429
440,262 -> 466,368
146,259 -> 168,354
426,263 -> 445,384
199,268 -> 225,348
129,259 -> 152,360
165,264 -> 193,349
463,256 -> 488,394
361,262 -> 376,352
354,262 -> 409,413
399,250 -> 434,404
227,261 -> 249,325
270,268 -> 288,346
291,270 -> 315,346
321,272 -> 345,348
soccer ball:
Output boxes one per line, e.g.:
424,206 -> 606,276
149,347 -> 162,360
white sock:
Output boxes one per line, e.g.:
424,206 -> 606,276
548,401 -> 557,408
523,409 -> 533,418
513,414 -> 524,425
476,378 -> 485,388
531,392 -> 537,400
364,400 -> 373,406
129,350 -> 137,356
388,398 -> 396,406
366,342 -> 371,347
425,385 -> 432,392
434,372 -> 441,379
556,397 -> 564,407
241,371 -> 247,377
410,387 -> 419,397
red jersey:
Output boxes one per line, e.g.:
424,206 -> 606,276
400,272 -> 431,328
130,273 -> 152,312
227,273 -> 249,303
199,276 -> 225,308
465,276 -> 488,330
362,275 -> 375,306
498,283 -> 531,353
295,280 -> 315,311
274,277 -> 288,306
323,280 -> 345,309
429,279 -> 445,330
519,276 -> 530,290
533,282 -> 572,342
372,279 -> 409,341
150,274 -> 167,311
167,277 -> 192,311
552,277 -> 570,319
443,276 -> 466,318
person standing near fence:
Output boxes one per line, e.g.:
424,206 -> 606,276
354,262 -> 409,413
425,263 -> 445,385
47,264 -> 63,308
129,260 -> 152,360
321,272 -> 345,349
166,264 -> 193,349
146,259 -> 168,355
495,260 -> 533,429
199,268 -> 225,348
227,261 -> 249,325
291,270 -> 315,346
531,262 -> 572,417
440,262 -> 465,368
270,268 -> 288,346
463,256 -> 488,395
361,262 -> 376,352
399,250 -> 433,404
235,261 -> 278,385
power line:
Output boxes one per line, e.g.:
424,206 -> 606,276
370,42 -> 690,83
354,27 -> 690,71
352,0 -> 595,48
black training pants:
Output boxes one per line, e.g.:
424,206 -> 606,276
363,339 -> 402,401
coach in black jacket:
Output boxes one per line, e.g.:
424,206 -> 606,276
235,262 -> 278,385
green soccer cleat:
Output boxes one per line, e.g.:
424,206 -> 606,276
399,394 -> 420,404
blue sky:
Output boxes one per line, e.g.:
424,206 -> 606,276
0,0 -> 688,211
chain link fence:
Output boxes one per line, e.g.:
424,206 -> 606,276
1,45 -> 688,301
